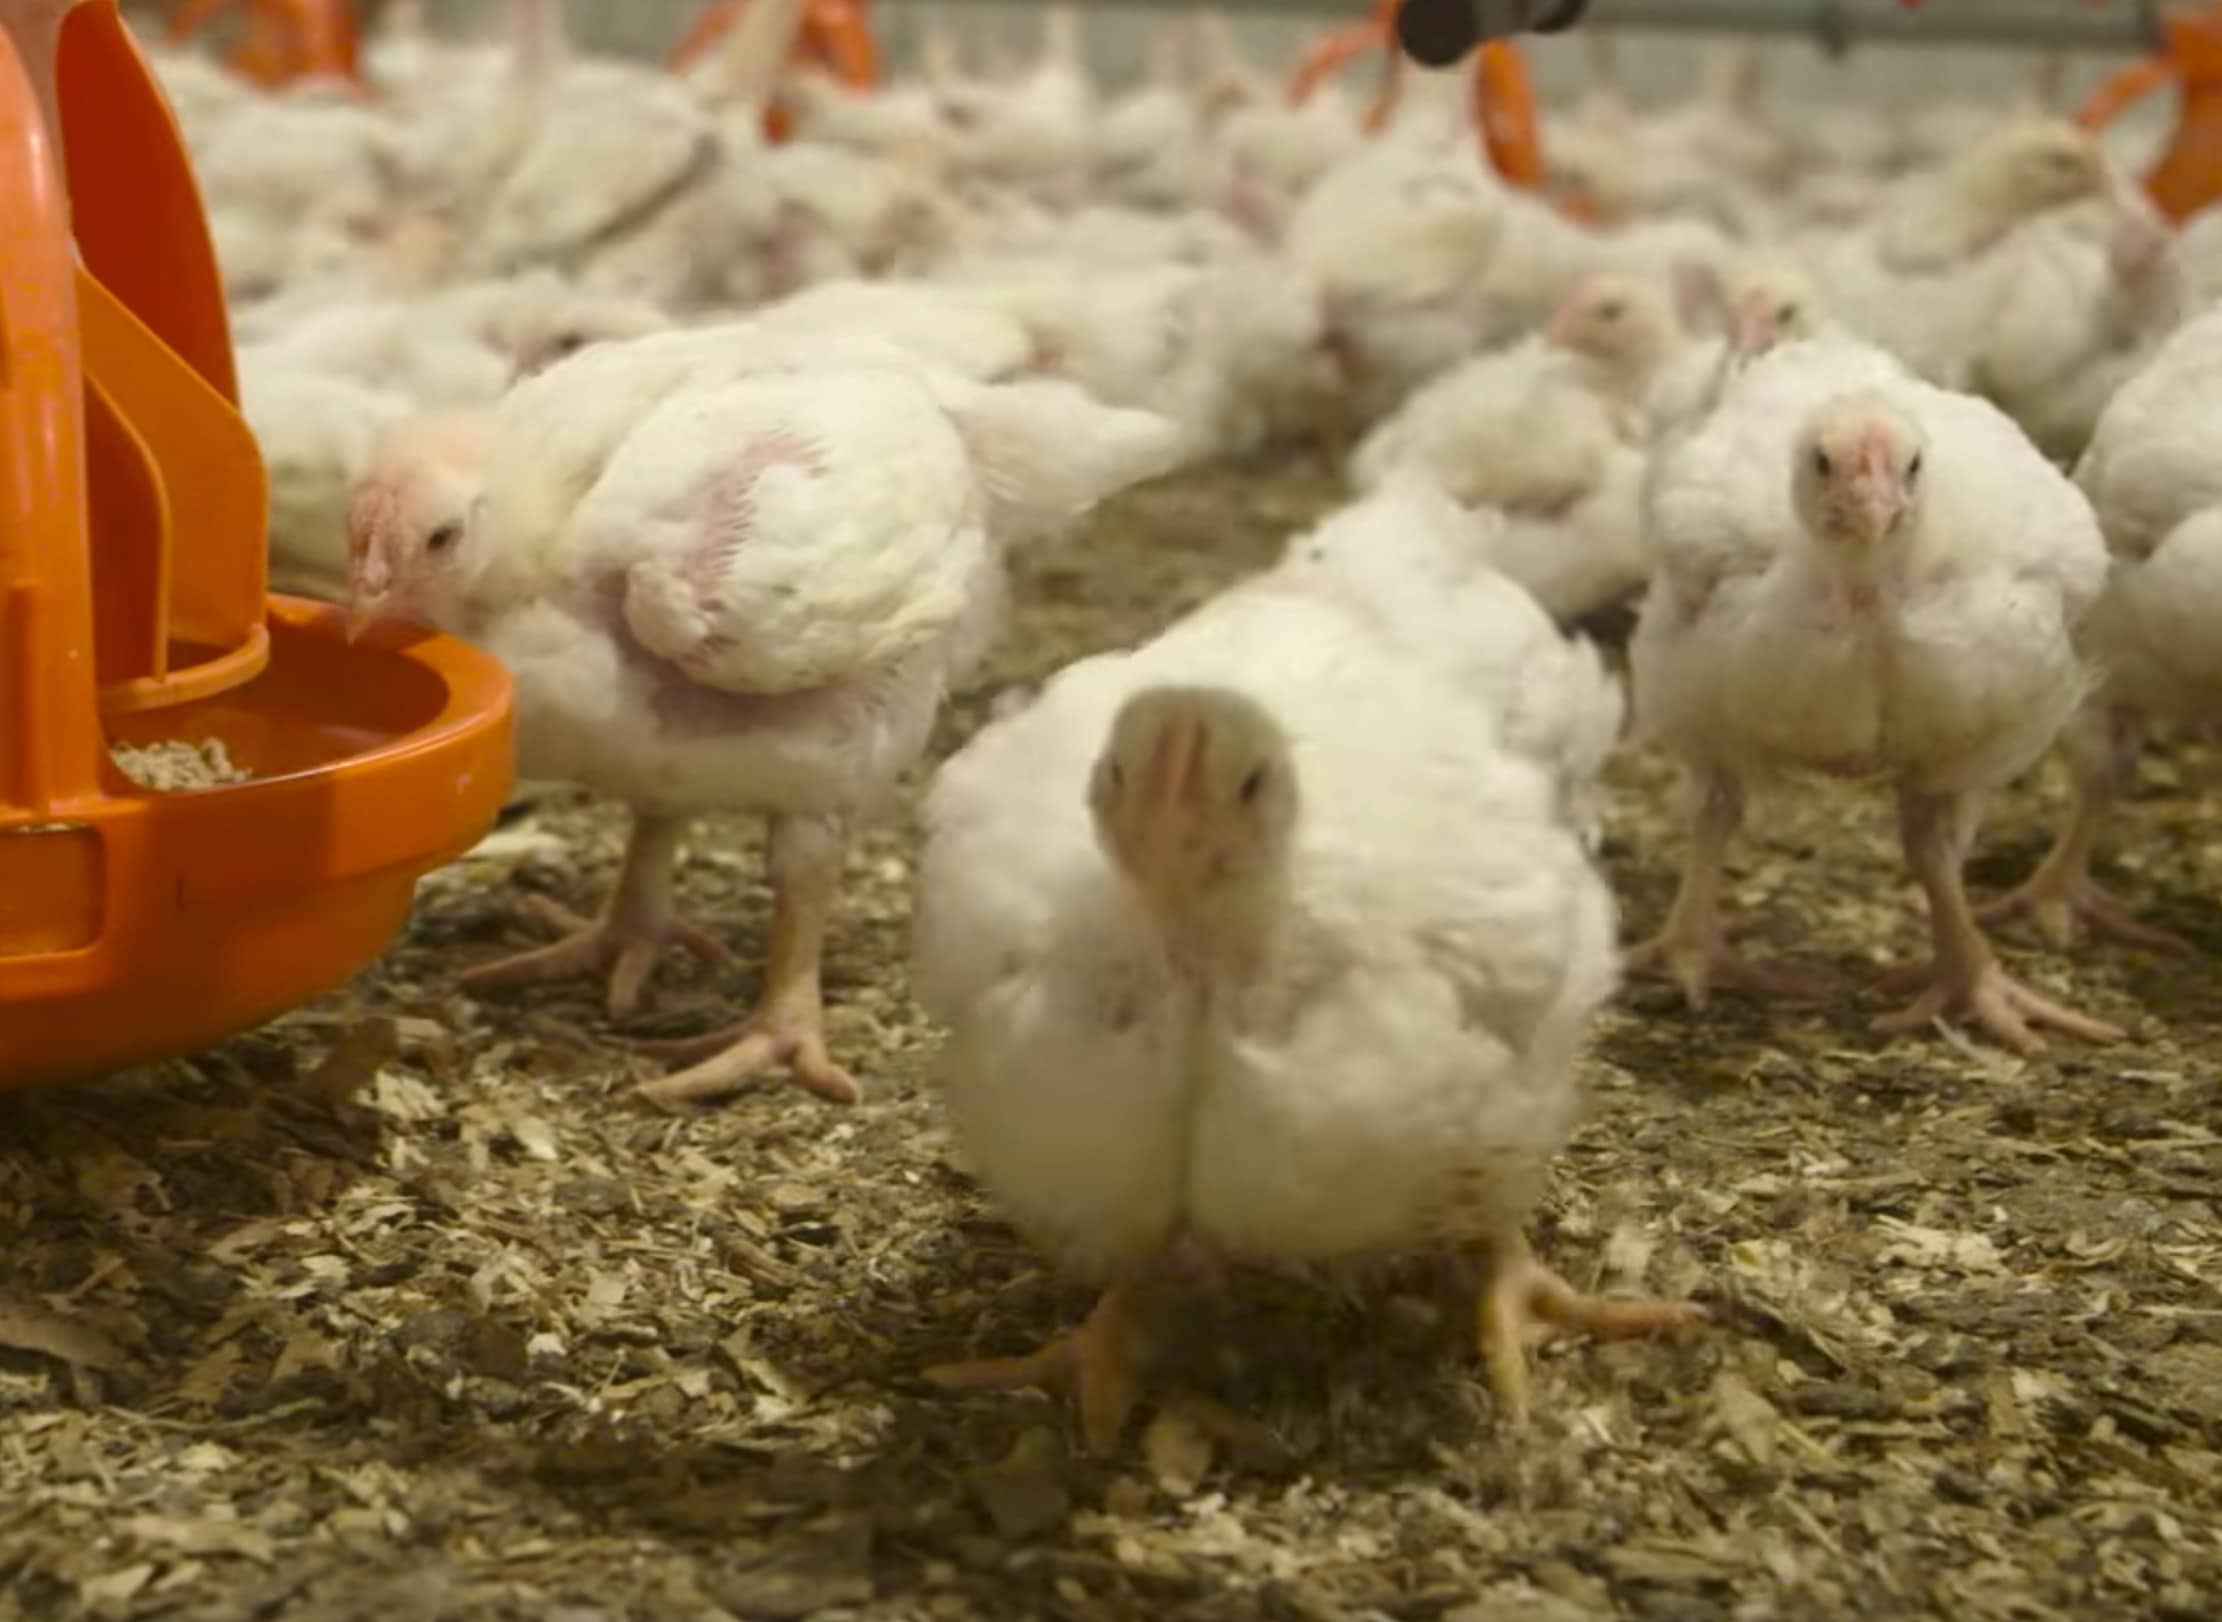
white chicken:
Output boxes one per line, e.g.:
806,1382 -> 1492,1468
1252,478 -> 1627,851
1630,334 -> 2122,1054
1985,307 -> 2222,951
1351,270 -> 1685,511
1348,272 -> 1680,623
1799,121 -> 2121,389
344,329 -> 1182,1108
913,558 -> 1698,1452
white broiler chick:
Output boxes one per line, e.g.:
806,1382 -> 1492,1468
1966,195 -> 2187,465
1351,271 -> 1681,518
1985,308 -> 2222,950
1645,261 -> 1838,446
1802,121 -> 2120,387
745,278 -> 1035,381
913,580 -> 1699,1452
345,330 -> 1182,1109
949,4 -> 1094,209
1254,478 -> 1627,851
1630,335 -> 2122,1054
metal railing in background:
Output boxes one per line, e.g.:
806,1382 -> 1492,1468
919,0 -> 2158,55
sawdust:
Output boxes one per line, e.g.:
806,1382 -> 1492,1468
4,457 -> 2218,1621
108,738 -> 253,792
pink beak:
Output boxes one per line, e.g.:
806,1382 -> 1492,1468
1731,295 -> 1777,357
1844,441 -> 1904,543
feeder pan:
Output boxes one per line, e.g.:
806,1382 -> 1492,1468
0,0 -> 512,1090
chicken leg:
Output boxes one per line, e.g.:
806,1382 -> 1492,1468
1981,707 -> 2191,953
1874,789 -> 2127,1055
633,813 -> 862,1108
1624,766 -> 1841,1008
459,809 -> 735,1020
924,1278 -> 1145,1457
1476,1232 -> 1707,1424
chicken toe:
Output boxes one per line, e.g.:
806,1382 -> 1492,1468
1882,789 -> 2126,1056
633,812 -> 861,1109
460,813 -> 732,1020
1871,959 -> 2126,1055
1476,1234 -> 1708,1424
925,1281 -> 1143,1457
1625,766 -> 1837,1009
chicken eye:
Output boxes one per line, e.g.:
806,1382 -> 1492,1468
1777,302 -> 1799,324
1108,762 -> 1125,792
1811,448 -> 1832,477
1597,301 -> 1622,321
426,521 -> 462,555
1238,766 -> 1267,805
1906,451 -> 1923,481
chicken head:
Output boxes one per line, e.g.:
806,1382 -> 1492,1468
345,415 -> 495,638
1792,393 -> 1926,551
1546,271 -> 1677,384
1089,685 -> 1299,922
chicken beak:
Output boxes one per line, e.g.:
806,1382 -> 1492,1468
1117,719 -> 1210,914
1730,294 -> 1776,357
344,592 -> 382,645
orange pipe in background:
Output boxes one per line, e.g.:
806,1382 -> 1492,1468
667,0 -> 879,87
2075,2 -> 2222,223
1290,0 -> 1554,199
666,0 -> 879,140
165,0 -> 362,90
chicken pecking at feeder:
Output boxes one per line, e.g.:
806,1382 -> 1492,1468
0,0 -> 513,1090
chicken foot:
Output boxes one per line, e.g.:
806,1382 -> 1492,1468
633,813 -> 862,1109
1873,789 -> 2127,1055
924,1277 -> 1147,1457
1981,708 -> 2191,953
1624,766 -> 1841,1008
459,809 -> 734,1020
1476,1232 -> 1708,1425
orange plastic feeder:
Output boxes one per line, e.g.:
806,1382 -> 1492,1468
668,0 -> 879,141
1292,0 -> 1558,201
0,0 -> 513,1091
166,0 -> 364,92
2076,1 -> 2222,223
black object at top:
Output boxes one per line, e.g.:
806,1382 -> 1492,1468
1395,0 -> 1592,67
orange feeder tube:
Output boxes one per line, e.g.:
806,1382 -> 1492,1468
1292,0 -> 1555,197
2076,2 -> 2222,224
167,0 -> 364,90
0,0 -> 513,1091
668,0 -> 879,140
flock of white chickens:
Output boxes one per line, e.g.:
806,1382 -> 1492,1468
147,0 -> 2221,1451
